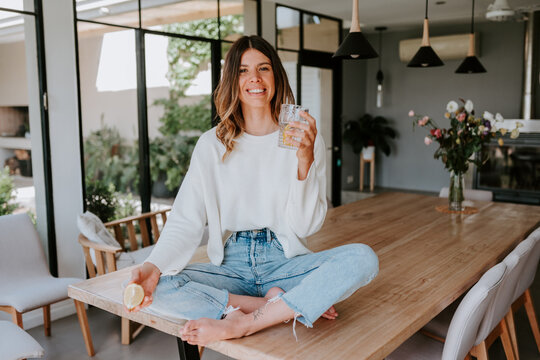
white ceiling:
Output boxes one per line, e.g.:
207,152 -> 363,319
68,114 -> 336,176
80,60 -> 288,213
275,0 -> 540,33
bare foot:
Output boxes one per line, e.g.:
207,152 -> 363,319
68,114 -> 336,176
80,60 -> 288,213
265,287 -> 338,320
180,311 -> 246,345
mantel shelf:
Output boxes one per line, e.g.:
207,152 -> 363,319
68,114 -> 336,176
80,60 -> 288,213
0,137 -> 31,150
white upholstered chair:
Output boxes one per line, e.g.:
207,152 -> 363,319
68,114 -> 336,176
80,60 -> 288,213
0,213 -> 93,356
439,187 -> 493,202
507,227 -> 540,355
0,320 -> 44,360
386,262 -> 507,360
422,235 -> 535,360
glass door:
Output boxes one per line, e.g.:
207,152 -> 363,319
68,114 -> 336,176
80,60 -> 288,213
301,66 -> 333,202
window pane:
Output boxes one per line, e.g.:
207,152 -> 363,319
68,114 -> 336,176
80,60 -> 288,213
220,0 -> 243,41
303,14 -> 339,53
78,24 -> 140,222
276,6 -> 299,50
145,33 -> 212,208
0,11 -> 36,220
76,0 -> 139,27
0,0 -> 33,12
141,0 -> 218,39
278,50 -> 297,102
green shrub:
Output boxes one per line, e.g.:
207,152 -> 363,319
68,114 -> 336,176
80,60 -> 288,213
85,178 -> 118,222
0,166 -> 18,216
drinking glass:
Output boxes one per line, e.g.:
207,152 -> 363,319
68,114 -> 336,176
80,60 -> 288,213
278,104 -> 308,150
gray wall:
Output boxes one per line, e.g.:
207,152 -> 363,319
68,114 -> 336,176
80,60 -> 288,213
341,21 -> 525,192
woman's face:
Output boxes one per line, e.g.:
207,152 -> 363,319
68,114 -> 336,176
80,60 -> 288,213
238,49 -> 275,110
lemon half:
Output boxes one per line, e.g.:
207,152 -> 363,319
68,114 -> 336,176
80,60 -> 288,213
124,283 -> 145,310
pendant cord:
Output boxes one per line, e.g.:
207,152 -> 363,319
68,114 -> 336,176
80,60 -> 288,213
471,0 -> 475,34
425,0 -> 428,19
378,30 -> 382,70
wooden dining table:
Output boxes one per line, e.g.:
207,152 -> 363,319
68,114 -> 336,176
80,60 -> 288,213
68,192 -> 540,360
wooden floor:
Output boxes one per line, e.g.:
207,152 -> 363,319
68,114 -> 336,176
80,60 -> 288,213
24,264 -> 540,360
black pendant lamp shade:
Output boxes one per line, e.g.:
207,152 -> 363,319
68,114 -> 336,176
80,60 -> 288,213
407,0 -> 444,67
333,0 -> 378,59
408,43 -> 444,67
334,32 -> 378,59
456,0 -> 487,73
456,54 -> 487,73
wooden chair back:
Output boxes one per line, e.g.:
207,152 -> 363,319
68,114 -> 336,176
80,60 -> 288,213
78,209 -> 170,278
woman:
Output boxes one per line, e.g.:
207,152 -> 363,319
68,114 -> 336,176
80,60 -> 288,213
129,35 -> 378,345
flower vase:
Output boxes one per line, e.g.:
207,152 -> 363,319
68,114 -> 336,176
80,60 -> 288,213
449,171 -> 465,211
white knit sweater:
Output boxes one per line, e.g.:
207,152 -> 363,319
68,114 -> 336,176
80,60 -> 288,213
145,127 -> 327,275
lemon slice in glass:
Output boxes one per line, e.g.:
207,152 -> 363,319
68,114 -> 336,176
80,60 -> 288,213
123,283 -> 145,310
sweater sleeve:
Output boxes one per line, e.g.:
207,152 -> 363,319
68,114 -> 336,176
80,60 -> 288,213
285,133 -> 328,238
144,143 -> 207,275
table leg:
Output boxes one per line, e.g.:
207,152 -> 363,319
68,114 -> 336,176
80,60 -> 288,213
177,337 -> 200,360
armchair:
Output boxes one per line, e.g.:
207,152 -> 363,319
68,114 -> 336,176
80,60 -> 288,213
0,213 -> 94,356
77,208 -> 170,344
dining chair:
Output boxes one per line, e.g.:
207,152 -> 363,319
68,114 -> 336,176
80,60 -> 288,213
0,213 -> 94,356
0,320 -> 44,360
423,235 -> 534,360
507,227 -> 540,356
439,187 -> 493,201
386,262 -> 507,360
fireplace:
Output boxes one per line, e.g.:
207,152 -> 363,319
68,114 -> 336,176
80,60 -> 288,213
475,133 -> 540,205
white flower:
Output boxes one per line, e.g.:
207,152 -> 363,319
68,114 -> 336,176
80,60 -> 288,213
446,101 -> 459,113
510,129 -> 519,139
483,111 -> 494,121
464,100 -> 474,113
495,113 -> 504,122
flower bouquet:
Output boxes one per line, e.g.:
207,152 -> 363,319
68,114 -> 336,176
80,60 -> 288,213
409,99 -> 522,212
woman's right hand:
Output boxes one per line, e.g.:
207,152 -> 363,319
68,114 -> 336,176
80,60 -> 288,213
126,262 -> 161,312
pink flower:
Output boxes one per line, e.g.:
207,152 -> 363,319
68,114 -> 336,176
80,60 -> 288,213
457,112 -> 466,122
408,110 -> 415,117
430,129 -> 442,138
418,116 -> 429,126
424,137 -> 432,145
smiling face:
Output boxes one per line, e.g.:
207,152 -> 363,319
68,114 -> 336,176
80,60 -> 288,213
238,49 -> 275,111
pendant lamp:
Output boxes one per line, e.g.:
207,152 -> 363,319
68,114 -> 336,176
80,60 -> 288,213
333,0 -> 378,59
375,27 -> 387,108
407,0 -> 444,67
456,0 -> 487,73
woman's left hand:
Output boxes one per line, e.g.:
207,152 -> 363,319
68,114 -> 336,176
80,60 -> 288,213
285,111 -> 317,180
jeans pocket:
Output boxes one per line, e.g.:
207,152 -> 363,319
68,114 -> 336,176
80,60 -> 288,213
223,233 -> 235,249
271,238 -> 284,251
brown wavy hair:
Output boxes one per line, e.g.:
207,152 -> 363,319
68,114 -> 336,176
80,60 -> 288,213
214,35 -> 295,161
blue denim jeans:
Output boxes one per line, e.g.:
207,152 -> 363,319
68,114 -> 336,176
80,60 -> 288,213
150,228 -> 378,328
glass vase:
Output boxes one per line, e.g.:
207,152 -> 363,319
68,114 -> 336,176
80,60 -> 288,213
449,171 -> 465,211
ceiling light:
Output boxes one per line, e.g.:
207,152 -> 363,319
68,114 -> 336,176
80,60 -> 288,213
375,26 -> 387,108
456,0 -> 486,74
407,0 -> 444,67
333,0 -> 378,60
486,0 -> 515,22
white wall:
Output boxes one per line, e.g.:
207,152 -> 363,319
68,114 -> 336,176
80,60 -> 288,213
42,1 -> 85,281
0,41 -> 28,106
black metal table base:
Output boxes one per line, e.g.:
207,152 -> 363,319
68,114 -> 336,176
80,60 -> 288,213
177,337 -> 200,360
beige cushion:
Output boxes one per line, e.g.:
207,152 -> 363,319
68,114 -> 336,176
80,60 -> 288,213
0,320 -> 44,359
116,245 -> 155,270
77,211 -> 120,264
0,214 -> 82,312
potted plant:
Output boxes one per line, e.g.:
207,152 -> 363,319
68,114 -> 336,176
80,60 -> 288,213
343,113 -> 397,158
